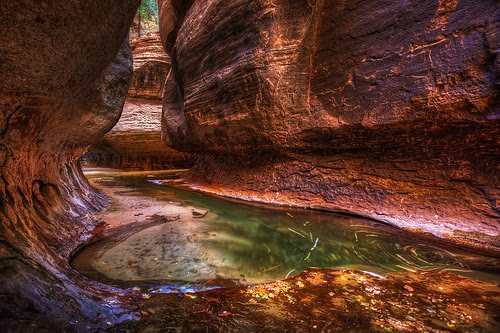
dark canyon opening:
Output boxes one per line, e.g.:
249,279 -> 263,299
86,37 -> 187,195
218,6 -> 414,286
0,1 -> 498,332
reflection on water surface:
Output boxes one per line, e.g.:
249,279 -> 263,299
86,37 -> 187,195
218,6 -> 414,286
72,169 -> 499,291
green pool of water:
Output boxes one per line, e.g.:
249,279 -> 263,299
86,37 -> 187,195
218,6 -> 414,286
73,169 -> 499,290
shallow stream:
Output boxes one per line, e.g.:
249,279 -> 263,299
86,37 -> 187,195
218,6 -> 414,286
72,169 -> 499,293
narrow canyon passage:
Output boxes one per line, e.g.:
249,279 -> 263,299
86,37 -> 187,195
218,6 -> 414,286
0,0 -> 499,332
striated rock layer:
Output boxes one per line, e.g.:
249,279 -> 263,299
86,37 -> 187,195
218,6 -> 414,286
0,0 -> 140,330
85,33 -> 191,170
159,0 -> 499,247
84,98 -> 191,170
128,33 -> 170,100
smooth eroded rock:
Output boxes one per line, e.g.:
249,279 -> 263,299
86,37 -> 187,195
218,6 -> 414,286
85,32 -> 192,170
0,0 -> 140,330
85,97 -> 192,170
158,0 -> 499,247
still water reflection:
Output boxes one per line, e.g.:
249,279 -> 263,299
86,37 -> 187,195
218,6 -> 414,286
73,169 -> 499,290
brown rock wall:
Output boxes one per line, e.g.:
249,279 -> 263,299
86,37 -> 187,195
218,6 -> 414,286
128,33 -> 171,100
0,0 -> 140,330
159,0 -> 499,246
85,98 -> 191,170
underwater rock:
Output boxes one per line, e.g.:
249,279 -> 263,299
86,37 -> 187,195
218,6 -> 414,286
192,209 -> 208,218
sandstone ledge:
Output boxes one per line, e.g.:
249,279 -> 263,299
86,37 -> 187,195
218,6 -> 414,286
181,121 -> 499,251
85,98 -> 192,170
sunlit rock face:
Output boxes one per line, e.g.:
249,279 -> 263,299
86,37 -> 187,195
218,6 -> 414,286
129,33 -> 170,100
159,0 -> 499,247
0,0 -> 140,330
85,98 -> 192,170
85,33 -> 192,170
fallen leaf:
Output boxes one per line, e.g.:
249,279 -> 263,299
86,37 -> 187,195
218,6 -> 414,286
403,285 -> 414,293
218,311 -> 232,317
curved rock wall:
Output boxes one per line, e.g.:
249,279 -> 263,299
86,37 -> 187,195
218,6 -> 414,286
85,33 -> 192,170
85,98 -> 192,170
0,0 -> 140,330
159,0 -> 499,247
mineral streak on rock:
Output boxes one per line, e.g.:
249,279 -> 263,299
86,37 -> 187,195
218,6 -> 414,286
0,0 -> 140,330
159,0 -> 499,247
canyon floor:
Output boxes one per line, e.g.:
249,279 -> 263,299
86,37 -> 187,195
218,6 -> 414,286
70,169 -> 500,332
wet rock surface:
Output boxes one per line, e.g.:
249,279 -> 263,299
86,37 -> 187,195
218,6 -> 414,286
0,0 -> 140,330
74,170 -> 499,332
158,0 -> 499,246
73,170 -> 500,287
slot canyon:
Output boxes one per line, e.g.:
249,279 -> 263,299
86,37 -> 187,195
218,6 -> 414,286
0,0 -> 498,332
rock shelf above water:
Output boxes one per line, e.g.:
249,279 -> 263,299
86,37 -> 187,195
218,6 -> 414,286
158,0 -> 499,247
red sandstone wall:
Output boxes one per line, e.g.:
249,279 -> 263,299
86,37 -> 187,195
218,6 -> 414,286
0,1 -> 140,330
158,0 -> 499,247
